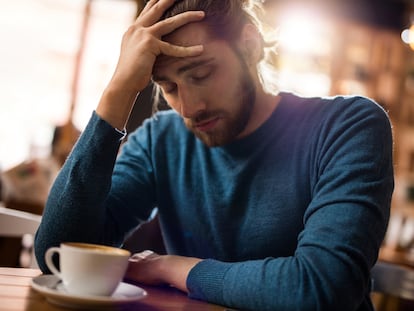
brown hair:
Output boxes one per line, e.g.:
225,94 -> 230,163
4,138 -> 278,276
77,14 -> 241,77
164,1 -> 255,42
152,0 -> 279,109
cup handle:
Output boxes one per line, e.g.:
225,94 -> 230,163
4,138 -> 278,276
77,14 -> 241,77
45,247 -> 62,279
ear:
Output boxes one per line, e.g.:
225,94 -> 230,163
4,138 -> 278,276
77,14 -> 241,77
238,23 -> 263,65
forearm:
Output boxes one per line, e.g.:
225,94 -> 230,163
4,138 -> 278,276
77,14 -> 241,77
34,112 -> 124,272
125,252 -> 202,293
96,84 -> 139,131
187,249 -> 371,311
95,1 -> 205,130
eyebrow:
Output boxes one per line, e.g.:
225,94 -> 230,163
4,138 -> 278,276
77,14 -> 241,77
153,57 -> 215,82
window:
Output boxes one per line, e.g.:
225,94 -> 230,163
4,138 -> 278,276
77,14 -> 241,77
0,0 -> 137,170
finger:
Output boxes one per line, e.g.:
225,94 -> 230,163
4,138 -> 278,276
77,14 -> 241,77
129,250 -> 158,262
138,0 -> 176,26
141,0 -> 157,11
153,11 -> 205,37
159,41 -> 204,58
139,0 -> 162,16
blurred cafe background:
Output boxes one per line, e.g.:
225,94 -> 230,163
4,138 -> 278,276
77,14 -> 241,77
1,0 -> 414,309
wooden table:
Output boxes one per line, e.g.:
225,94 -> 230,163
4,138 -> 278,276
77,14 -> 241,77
0,267 -> 233,310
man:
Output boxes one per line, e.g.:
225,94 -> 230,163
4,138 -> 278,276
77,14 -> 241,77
35,1 -> 394,310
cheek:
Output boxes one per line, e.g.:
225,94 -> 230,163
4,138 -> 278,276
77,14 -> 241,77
209,74 -> 239,101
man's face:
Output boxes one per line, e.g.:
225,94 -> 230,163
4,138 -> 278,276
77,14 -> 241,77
153,22 -> 256,147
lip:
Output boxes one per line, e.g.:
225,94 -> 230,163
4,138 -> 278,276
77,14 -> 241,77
195,117 -> 220,132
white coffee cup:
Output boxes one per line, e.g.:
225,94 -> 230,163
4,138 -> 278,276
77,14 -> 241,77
45,242 -> 131,296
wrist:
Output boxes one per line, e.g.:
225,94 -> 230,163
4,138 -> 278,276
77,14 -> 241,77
160,255 -> 202,293
96,86 -> 138,130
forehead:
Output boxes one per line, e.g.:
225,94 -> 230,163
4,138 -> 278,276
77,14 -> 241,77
164,21 -> 211,47
153,22 -> 217,74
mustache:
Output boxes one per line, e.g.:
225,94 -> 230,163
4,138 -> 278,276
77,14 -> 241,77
189,110 -> 223,125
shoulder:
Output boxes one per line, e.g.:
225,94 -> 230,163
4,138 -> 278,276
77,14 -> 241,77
130,110 -> 185,137
143,109 -> 183,129
125,110 -> 194,152
314,94 -> 392,135
329,95 -> 388,116
285,92 -> 385,111
280,93 -> 393,158
297,93 -> 390,128
328,95 -> 392,135
314,95 -> 389,123
280,93 -> 391,135
295,93 -> 387,115
309,95 -> 393,159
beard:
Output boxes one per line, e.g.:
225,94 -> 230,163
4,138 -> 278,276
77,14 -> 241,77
184,59 -> 256,147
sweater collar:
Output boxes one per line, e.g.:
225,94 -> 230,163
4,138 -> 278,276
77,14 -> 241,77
211,92 -> 296,156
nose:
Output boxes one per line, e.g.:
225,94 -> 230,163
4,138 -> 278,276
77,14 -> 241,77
176,86 -> 206,119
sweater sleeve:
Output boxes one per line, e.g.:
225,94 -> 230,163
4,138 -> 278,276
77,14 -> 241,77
187,98 -> 394,311
34,111 -> 154,272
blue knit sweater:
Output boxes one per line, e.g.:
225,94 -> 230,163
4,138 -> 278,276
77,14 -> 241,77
35,92 -> 394,311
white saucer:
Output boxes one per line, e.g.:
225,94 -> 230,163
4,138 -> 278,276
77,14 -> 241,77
31,275 -> 147,310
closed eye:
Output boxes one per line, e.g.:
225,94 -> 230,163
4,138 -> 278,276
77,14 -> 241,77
189,66 -> 213,83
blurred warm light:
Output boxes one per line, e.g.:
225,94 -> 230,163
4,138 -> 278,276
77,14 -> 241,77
0,0 -> 136,170
264,4 -> 333,96
401,24 -> 414,50
276,7 -> 333,55
278,71 -> 331,96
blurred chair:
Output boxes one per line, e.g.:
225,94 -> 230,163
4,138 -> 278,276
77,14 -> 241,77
0,203 -> 41,268
123,211 -> 166,255
371,261 -> 414,311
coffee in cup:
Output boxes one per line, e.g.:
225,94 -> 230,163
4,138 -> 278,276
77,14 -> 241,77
45,242 -> 131,296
